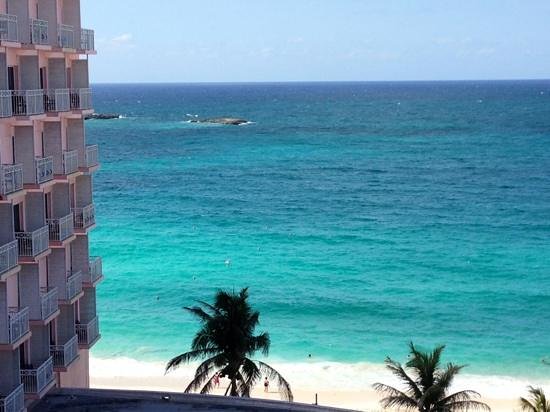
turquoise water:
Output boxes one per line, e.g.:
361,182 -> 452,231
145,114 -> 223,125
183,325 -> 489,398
87,82 -> 550,379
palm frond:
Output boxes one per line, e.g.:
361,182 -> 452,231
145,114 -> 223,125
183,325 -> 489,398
444,400 -> 491,411
519,398 -> 538,412
438,390 -> 483,405
249,332 -> 270,356
257,360 -> 293,402
184,306 -> 213,322
384,357 -> 422,399
185,356 -> 224,393
372,382 -> 418,410
236,358 -> 261,397
165,349 -> 216,373
437,363 -> 465,390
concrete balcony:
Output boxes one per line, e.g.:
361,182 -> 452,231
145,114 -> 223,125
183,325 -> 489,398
16,225 -> 49,258
12,90 -> 45,116
50,335 -> 78,370
44,89 -> 70,113
38,287 -> 59,322
0,307 -> 30,349
0,14 -> 18,43
20,356 -> 55,398
85,145 -> 99,168
34,156 -> 54,185
72,204 -> 95,231
0,164 -> 23,196
30,19 -> 48,45
69,88 -> 92,110
0,383 -> 24,412
80,28 -> 94,51
59,271 -> 83,304
76,316 -> 99,348
47,213 -> 74,244
0,240 -> 18,280
62,150 -> 79,175
87,256 -> 103,285
58,24 -> 74,48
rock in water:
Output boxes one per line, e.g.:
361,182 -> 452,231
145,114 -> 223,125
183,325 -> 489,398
85,113 -> 120,120
189,117 -> 249,125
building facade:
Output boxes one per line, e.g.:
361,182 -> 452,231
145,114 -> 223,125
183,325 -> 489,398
0,1 -> 99,411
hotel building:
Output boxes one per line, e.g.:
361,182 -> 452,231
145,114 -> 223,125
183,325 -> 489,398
0,1 -> 99,410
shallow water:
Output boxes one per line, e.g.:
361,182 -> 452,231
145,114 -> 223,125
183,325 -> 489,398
87,81 -> 550,380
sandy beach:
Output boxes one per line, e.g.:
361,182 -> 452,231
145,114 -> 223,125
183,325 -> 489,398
90,357 -> 550,412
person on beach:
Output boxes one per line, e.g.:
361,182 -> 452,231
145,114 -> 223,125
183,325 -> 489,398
213,372 -> 220,388
264,377 -> 269,392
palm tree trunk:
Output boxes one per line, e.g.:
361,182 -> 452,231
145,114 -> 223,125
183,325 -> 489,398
230,378 -> 238,396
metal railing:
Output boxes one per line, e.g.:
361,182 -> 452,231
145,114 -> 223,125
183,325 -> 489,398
7,307 -> 29,344
47,212 -> 74,241
50,335 -> 78,368
0,383 -> 24,412
0,90 -> 12,117
30,19 -> 48,45
76,317 -> 99,346
15,225 -> 49,257
80,28 -> 94,51
66,270 -> 82,301
35,156 -> 54,184
58,24 -> 74,48
0,240 -> 18,276
12,89 -> 45,116
20,357 -> 54,395
85,145 -> 99,167
89,256 -> 102,283
40,287 -> 58,320
70,88 -> 92,110
44,88 -> 70,112
72,204 -> 95,229
0,164 -> 23,195
63,150 -> 79,175
0,14 -> 18,42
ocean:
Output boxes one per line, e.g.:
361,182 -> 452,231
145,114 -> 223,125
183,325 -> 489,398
86,81 -> 550,386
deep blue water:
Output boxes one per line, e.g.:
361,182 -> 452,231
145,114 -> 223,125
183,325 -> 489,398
86,81 -> 550,379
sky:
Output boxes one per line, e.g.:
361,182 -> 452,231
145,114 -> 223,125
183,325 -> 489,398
81,0 -> 550,83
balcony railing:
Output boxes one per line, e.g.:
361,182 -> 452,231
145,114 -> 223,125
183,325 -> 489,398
89,256 -> 102,283
6,307 -> 29,344
0,90 -> 12,117
72,204 -> 95,229
65,270 -> 82,301
30,19 -> 48,45
0,14 -> 17,42
39,287 -> 58,320
44,88 -> 70,112
80,28 -> 94,51
58,24 -> 74,48
0,240 -> 18,276
12,90 -> 45,116
47,213 -> 74,242
0,383 -> 24,412
70,88 -> 92,110
20,357 -> 54,395
50,335 -> 78,368
85,145 -> 99,168
15,225 -> 49,257
76,317 -> 99,346
0,164 -> 23,195
35,156 -> 54,184
62,150 -> 79,175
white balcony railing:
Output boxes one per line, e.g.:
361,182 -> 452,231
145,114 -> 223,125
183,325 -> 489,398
80,28 -> 94,51
47,213 -> 74,242
85,145 -> 99,168
70,88 -> 92,110
30,19 -> 48,45
40,287 -> 58,320
35,156 -> 54,184
89,256 -> 102,283
44,88 -> 70,112
6,307 -> 29,344
72,204 -> 95,229
0,164 -> 23,195
0,14 -> 18,42
58,24 -> 74,48
65,270 -> 82,301
0,90 -> 12,117
62,150 -> 79,175
12,90 -> 45,116
0,240 -> 18,276
20,357 -> 54,395
76,317 -> 99,346
15,225 -> 49,257
0,383 -> 24,412
50,335 -> 78,368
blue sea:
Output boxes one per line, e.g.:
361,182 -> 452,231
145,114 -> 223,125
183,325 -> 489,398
86,81 -> 550,382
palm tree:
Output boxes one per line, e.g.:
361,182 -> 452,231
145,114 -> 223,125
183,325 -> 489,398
520,386 -> 550,412
165,287 -> 293,401
373,342 -> 490,412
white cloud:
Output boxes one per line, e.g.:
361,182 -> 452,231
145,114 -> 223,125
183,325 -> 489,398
98,33 -> 136,51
